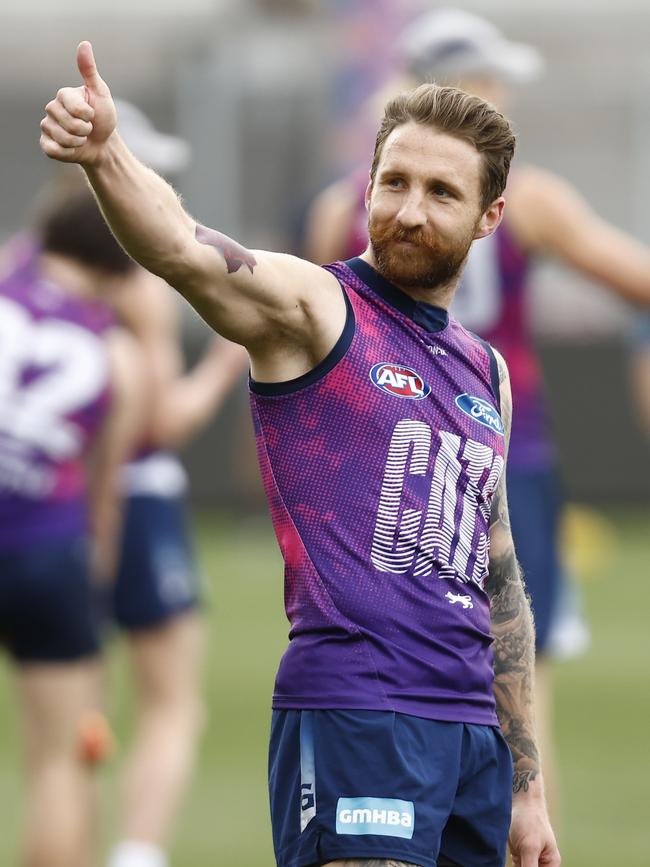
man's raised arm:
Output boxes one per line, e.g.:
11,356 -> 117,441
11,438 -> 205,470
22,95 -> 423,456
40,42 -> 344,375
487,351 -> 561,867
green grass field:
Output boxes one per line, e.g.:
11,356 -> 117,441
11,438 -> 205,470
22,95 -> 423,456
1,507 -> 649,866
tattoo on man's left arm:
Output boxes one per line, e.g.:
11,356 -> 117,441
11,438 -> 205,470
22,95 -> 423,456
488,356 -> 539,793
487,483 -> 540,793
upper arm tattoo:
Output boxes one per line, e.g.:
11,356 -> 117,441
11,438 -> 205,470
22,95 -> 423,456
487,350 -> 540,794
195,223 -> 257,275
496,351 -> 512,449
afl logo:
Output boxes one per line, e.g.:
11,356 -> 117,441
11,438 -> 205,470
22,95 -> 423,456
369,362 -> 431,400
455,393 -> 504,436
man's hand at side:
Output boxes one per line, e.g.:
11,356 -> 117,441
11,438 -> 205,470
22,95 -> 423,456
509,792 -> 560,867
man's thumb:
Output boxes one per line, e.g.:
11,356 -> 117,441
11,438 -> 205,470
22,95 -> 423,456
77,41 -> 103,92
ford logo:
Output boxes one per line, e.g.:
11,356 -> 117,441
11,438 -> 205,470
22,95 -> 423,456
455,393 -> 504,436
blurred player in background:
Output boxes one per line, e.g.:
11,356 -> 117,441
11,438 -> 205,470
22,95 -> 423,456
1,105 -> 245,867
305,6 -> 650,818
629,317 -> 650,439
0,192 -> 143,867
100,103 -> 248,867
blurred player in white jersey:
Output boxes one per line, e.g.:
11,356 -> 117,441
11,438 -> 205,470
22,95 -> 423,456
0,191 -> 143,867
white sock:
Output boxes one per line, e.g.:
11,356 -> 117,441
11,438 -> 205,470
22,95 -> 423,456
107,841 -> 169,867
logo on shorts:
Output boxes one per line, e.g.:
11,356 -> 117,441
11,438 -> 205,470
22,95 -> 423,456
455,393 -> 504,436
336,797 -> 415,840
370,363 -> 431,400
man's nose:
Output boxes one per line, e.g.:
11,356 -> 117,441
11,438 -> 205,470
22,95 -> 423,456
396,191 -> 427,228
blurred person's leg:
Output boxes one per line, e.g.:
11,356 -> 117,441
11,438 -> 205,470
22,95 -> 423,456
108,494 -> 204,867
545,568 -> 591,662
117,614 -> 204,848
16,659 -> 102,867
2,537 -> 106,867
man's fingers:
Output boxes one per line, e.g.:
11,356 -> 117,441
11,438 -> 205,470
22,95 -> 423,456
45,98 -> 93,136
543,844 -> 561,866
76,41 -> 104,92
40,115 -> 88,149
39,133 -> 82,163
518,842 -> 541,867
58,87 -> 94,123
41,94 -> 92,149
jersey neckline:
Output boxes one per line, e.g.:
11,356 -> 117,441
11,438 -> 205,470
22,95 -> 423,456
344,257 -> 449,334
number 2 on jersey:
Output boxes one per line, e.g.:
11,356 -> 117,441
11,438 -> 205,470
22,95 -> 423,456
0,296 -> 108,459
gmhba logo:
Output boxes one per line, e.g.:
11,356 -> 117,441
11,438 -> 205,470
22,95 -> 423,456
336,796 -> 415,839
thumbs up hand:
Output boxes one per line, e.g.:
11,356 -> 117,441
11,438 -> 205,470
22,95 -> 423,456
40,42 -> 117,166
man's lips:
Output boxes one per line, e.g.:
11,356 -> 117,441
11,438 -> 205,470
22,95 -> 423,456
390,238 -> 423,247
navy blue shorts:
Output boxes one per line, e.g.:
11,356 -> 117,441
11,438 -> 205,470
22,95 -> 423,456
0,536 -> 102,663
112,495 -> 200,630
269,709 -> 512,867
507,467 -> 562,654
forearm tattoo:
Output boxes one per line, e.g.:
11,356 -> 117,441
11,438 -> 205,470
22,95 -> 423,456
195,223 -> 257,275
512,768 -> 539,794
487,354 -> 540,793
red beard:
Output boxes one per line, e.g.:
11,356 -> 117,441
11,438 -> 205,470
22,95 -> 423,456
368,216 -> 476,290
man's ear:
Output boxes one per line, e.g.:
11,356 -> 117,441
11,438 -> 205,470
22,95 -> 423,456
474,197 -> 505,240
364,177 -> 373,212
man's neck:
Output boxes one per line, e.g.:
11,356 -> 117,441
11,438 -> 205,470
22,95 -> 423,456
358,248 -> 459,310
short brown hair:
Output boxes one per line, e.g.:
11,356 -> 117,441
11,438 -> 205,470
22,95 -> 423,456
37,186 -> 134,275
370,83 -> 516,210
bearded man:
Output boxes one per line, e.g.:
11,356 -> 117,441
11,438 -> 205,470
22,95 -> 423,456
40,42 -> 560,867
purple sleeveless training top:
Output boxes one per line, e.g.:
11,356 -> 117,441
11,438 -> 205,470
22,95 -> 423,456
250,258 -> 505,725
0,246 -> 114,548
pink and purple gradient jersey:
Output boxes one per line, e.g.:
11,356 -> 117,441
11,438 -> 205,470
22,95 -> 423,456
250,258 -> 505,725
0,246 -> 114,548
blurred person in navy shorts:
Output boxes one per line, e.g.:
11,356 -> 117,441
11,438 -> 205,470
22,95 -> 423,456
0,190 -> 143,867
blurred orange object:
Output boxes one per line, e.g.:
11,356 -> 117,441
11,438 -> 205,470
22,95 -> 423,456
77,710 -> 115,766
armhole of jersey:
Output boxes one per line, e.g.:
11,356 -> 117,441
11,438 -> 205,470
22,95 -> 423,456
474,335 -> 502,413
249,285 -> 355,397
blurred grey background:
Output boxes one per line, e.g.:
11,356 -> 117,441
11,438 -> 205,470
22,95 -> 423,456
2,0 -> 650,506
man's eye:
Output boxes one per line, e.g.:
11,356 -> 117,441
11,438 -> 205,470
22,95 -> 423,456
386,178 -> 403,188
433,186 -> 450,197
